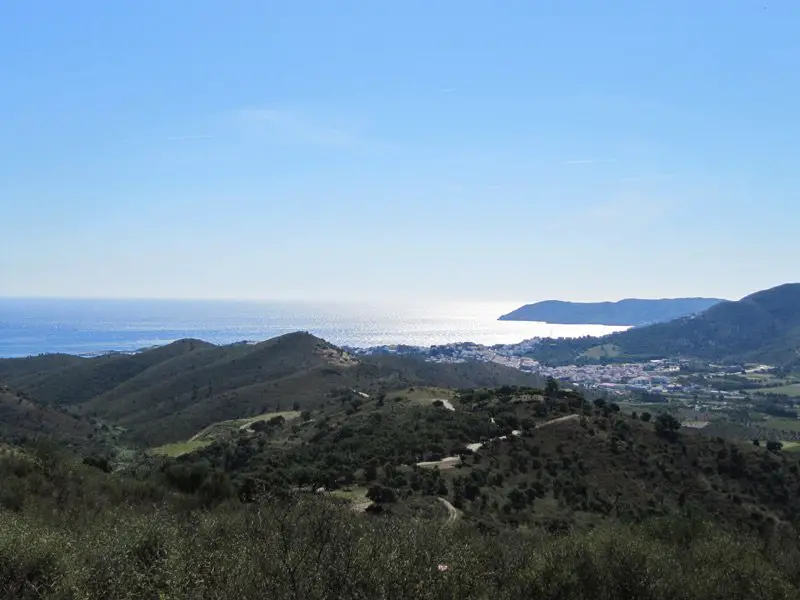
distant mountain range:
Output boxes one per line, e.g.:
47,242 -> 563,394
531,283 -> 800,366
499,297 -> 724,326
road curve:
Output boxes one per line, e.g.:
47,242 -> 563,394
438,497 -> 460,525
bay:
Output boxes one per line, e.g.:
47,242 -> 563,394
0,298 -> 628,358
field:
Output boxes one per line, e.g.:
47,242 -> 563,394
756,416 -> 800,433
190,410 -> 302,441
387,386 -> 456,407
758,383 -> 800,397
328,487 -> 371,511
781,441 -> 800,453
150,411 -> 302,456
581,344 -> 621,359
149,439 -> 213,457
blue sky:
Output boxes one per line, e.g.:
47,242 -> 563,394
2,1 -> 798,303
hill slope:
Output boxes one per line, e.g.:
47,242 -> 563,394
165,382 -> 800,536
0,332 -> 543,446
531,283 -> 800,365
0,385 -> 93,446
499,297 -> 723,326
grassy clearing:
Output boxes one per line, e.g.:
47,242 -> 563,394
237,410 -> 302,429
191,411 -> 302,441
329,487 -> 369,502
329,486 -> 371,511
149,439 -> 213,457
782,441 -> 800,453
758,417 -> 800,433
581,344 -> 621,359
151,411 -> 302,456
759,384 -> 800,397
389,386 -> 456,407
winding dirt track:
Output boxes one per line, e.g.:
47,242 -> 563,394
417,414 -> 582,469
438,497 -> 460,525
535,414 -> 581,429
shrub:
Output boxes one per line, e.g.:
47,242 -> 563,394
654,413 -> 681,441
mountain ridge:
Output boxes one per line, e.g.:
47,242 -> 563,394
531,283 -> 800,365
499,297 -> 724,326
0,331 -> 544,446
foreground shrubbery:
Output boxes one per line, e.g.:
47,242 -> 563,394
2,495 -> 800,600
3,442 -> 800,599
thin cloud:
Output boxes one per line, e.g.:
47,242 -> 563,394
166,135 -> 213,141
620,173 -> 676,182
238,108 -> 360,148
563,158 -> 617,165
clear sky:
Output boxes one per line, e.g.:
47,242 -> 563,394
2,1 -> 798,303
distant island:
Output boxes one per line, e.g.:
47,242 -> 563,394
498,297 -> 724,326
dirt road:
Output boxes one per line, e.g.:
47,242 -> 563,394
535,414 -> 580,429
438,497 -> 460,525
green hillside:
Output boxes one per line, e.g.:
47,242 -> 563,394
0,385 -> 94,447
532,283 -> 800,365
4,383 -> 800,598
0,332 -> 544,446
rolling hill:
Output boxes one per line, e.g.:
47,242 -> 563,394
499,297 -> 723,326
0,385 -> 93,446
0,332 -> 543,446
155,381 -> 800,535
531,283 -> 800,365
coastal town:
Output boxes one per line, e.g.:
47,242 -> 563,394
349,339 -> 787,406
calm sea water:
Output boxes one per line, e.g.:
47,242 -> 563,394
0,299 -> 628,358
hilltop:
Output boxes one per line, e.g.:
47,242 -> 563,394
499,297 -> 723,326
531,283 -> 800,365
0,332 -> 543,446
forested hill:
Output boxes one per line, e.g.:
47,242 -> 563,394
531,283 -> 800,365
0,332 -> 543,446
499,297 -> 723,326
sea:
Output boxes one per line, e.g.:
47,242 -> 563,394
0,298 -> 629,359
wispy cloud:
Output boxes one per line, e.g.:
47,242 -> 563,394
166,134 -> 213,141
563,158 -> 617,165
238,108 -> 360,148
619,173 -> 676,182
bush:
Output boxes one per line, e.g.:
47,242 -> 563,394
367,484 -> 397,504
767,441 -> 783,454
83,455 -> 112,473
654,413 -> 681,441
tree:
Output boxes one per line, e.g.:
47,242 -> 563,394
640,412 -> 652,422
82,455 -> 112,473
766,440 -> 783,454
545,377 -> 559,405
654,413 -> 681,441
367,484 -> 396,504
